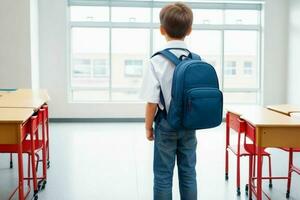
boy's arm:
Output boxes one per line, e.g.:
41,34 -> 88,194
145,102 -> 158,141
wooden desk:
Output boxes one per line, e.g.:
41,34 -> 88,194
225,105 -> 274,196
267,104 -> 300,116
0,108 -> 34,200
241,107 -> 300,148
0,108 -> 33,144
267,104 -> 300,198
13,89 -> 50,102
0,89 -> 49,111
0,91 -> 9,98
239,107 -> 300,200
0,89 -> 50,199
226,105 -> 263,117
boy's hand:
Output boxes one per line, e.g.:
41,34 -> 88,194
146,128 -> 154,141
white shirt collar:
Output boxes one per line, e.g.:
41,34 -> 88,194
163,40 -> 188,49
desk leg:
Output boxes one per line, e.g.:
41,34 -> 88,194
225,112 -> 229,180
257,146 -> 263,200
286,148 -> 293,198
18,143 -> 24,200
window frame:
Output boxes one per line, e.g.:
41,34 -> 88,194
68,1 -> 263,104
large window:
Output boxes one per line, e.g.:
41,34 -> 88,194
69,0 -> 262,104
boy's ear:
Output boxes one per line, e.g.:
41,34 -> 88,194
160,25 -> 166,36
186,27 -> 192,36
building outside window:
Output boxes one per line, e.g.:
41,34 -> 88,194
225,61 -> 237,75
124,60 -> 143,77
244,61 -> 253,75
72,59 -> 91,78
93,59 -> 109,78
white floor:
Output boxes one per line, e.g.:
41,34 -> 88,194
0,123 -> 299,200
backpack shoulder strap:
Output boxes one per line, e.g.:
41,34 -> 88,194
152,49 -> 180,65
191,53 -> 201,60
154,88 -> 167,123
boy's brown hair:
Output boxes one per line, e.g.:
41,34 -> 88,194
160,2 -> 193,39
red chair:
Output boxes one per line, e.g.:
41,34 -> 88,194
10,105 -> 50,169
0,116 -> 33,200
42,105 -> 50,168
280,148 -> 300,198
245,122 -> 277,200
0,112 -> 47,200
225,112 -> 272,196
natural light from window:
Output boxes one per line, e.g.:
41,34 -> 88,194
69,1 -> 262,104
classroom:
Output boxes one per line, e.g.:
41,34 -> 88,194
0,0 -> 300,200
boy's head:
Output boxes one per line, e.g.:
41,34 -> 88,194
160,2 -> 193,40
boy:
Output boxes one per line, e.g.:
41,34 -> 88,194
140,2 -> 197,200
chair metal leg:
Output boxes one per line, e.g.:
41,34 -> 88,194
248,155 -> 253,200
225,113 -> 230,180
10,153 -> 13,168
236,151 -> 241,195
268,155 -> 273,188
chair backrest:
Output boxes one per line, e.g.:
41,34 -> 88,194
244,122 -> 256,145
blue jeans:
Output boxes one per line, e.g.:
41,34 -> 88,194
153,118 -> 197,200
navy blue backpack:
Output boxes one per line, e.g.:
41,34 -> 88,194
153,48 -> 223,130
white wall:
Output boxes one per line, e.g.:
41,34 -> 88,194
287,0 -> 300,105
30,0 -> 40,89
0,0 -> 32,88
262,0 -> 289,105
0,0 -> 39,89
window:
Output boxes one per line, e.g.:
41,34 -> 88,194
244,61 -> 253,75
111,7 -> 150,22
225,61 -> 237,75
69,1 -> 262,104
124,60 -> 143,77
193,9 -> 223,24
71,27 -> 110,101
70,6 -> 109,22
111,28 -> 149,101
225,10 -> 259,25
224,31 -> 258,89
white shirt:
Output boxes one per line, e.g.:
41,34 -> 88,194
140,40 -> 189,112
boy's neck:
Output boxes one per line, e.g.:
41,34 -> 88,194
165,36 -> 185,42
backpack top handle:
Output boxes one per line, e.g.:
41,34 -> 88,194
152,48 -> 201,65
164,48 -> 201,61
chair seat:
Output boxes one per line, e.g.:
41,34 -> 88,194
228,144 -> 270,156
0,140 -> 44,154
